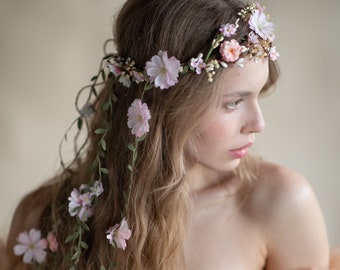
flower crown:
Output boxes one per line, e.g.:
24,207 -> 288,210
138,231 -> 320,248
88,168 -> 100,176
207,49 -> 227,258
13,3 -> 278,268
107,2 -> 279,90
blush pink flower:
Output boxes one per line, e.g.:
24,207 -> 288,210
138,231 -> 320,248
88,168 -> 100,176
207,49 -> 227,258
133,71 -> 145,83
106,218 -> 132,250
13,229 -> 48,264
269,46 -> 280,61
107,62 -> 122,77
220,39 -> 242,62
219,21 -> 239,37
127,99 -> 151,138
47,232 -> 58,252
107,62 -> 132,87
248,10 -> 275,40
145,50 -> 180,89
68,188 -> 93,222
190,53 -> 206,75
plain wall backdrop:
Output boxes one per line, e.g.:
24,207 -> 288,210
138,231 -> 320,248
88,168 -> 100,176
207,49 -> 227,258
0,0 -> 339,247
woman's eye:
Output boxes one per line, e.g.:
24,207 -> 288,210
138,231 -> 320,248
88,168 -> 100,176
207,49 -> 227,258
225,99 -> 243,110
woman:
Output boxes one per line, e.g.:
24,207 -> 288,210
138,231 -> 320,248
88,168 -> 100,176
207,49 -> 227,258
4,0 -> 331,269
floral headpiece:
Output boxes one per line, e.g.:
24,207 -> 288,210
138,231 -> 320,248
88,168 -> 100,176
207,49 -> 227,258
13,3 -> 278,268
107,2 -> 278,90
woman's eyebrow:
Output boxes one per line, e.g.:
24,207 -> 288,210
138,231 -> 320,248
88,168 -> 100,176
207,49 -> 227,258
223,90 -> 253,97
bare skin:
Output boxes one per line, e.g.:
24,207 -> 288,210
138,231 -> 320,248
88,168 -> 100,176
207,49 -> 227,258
184,160 -> 330,270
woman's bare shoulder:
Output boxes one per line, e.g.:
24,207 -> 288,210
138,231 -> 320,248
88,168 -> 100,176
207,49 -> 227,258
248,160 -> 329,269
254,161 -> 312,204
5,183 -> 54,269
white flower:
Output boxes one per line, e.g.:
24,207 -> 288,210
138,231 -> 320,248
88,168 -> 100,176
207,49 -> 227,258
90,180 -> 104,197
118,75 -> 132,88
248,10 -> 275,40
127,99 -> 151,138
145,50 -> 180,89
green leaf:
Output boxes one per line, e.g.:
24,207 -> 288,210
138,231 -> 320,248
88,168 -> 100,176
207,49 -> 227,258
101,69 -> 106,81
110,93 -> 118,103
71,249 -> 81,261
101,140 -> 107,151
102,102 -> 110,112
80,241 -> 88,249
95,128 -> 106,135
100,266 -> 106,270
90,75 -> 98,82
80,221 -> 90,231
65,234 -> 74,244
101,167 -> 109,174
127,164 -> 133,171
144,82 -> 153,91
103,54 -> 113,60
99,149 -> 105,158
181,65 -> 189,74
77,117 -> 83,130
127,143 -> 135,152
65,230 -> 80,243
91,85 -> 98,97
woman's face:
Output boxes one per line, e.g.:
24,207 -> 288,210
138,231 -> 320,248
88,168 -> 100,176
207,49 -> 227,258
192,58 -> 269,178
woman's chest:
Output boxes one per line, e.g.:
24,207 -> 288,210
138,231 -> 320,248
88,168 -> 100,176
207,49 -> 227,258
184,196 -> 267,270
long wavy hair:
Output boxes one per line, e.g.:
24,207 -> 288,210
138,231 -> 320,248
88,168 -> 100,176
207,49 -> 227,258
33,0 -> 279,269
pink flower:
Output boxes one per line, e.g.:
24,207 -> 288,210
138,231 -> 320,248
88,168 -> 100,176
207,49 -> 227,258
106,218 -> 132,250
190,53 -> 206,75
13,229 -> 48,264
219,22 -> 239,37
47,232 -> 58,252
248,10 -> 275,40
127,99 -> 151,138
269,46 -> 280,61
107,62 -> 132,87
220,39 -> 242,62
133,71 -> 145,83
107,62 -> 122,77
145,50 -> 180,89
68,188 -> 93,222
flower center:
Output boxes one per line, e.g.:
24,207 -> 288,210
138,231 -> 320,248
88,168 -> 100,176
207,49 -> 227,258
160,66 -> 167,74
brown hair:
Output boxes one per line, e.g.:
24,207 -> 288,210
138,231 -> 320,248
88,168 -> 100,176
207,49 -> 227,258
18,0 -> 279,269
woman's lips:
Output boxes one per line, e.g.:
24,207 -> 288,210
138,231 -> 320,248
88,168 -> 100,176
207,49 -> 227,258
229,142 -> 253,158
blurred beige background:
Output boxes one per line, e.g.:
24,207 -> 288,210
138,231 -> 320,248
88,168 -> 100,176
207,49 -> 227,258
0,0 -> 339,247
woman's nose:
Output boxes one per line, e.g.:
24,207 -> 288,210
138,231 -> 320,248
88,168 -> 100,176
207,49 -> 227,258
241,103 -> 265,134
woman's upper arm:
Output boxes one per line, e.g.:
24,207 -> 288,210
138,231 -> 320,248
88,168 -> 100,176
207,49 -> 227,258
262,166 -> 329,270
